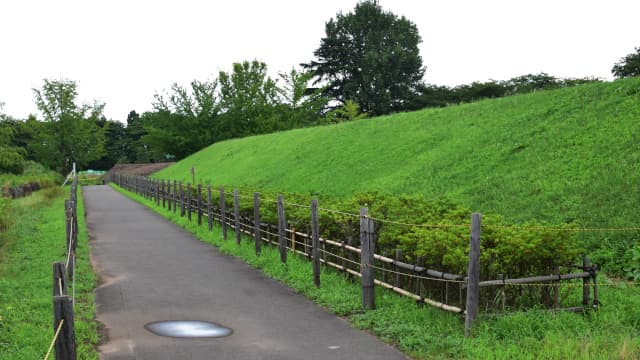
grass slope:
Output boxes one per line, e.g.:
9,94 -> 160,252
113,183 -> 640,360
0,187 -> 99,359
158,78 -> 640,230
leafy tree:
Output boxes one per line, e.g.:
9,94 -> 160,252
0,103 -> 26,174
86,119 -> 128,170
217,60 -> 280,139
144,80 -> 220,160
325,99 -> 367,123
612,47 -> 640,78
277,68 -> 329,129
304,0 -> 425,116
32,79 -> 105,174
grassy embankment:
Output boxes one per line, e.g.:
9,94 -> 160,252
156,77 -> 640,273
0,187 -> 99,359
113,183 -> 640,360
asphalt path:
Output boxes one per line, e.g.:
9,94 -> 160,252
84,185 -> 408,360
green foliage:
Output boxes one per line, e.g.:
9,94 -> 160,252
0,107 -> 25,174
0,161 -> 62,189
304,0 -> 425,116
145,80 -> 220,160
217,60 -> 280,138
408,73 -> 602,110
612,46 -> 640,78
31,79 -> 106,174
326,100 -> 367,123
182,185 -> 581,277
156,78 -> 640,275
116,184 -> 640,360
0,188 -> 99,359
277,68 -> 329,128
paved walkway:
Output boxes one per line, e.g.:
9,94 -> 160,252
84,186 -> 408,360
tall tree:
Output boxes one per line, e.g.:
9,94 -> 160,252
32,79 -> 105,173
144,80 -> 220,159
277,68 -> 328,129
217,60 -> 279,139
304,0 -> 425,116
612,47 -> 640,79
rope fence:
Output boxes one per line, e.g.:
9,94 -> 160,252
46,170 -> 79,360
110,174 -> 638,336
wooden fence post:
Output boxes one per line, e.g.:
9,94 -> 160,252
53,262 -> 67,297
311,199 -> 320,287
253,192 -> 261,255
234,190 -> 241,245
155,179 -> 160,205
395,249 -> 403,288
187,183 -> 192,221
166,180 -> 172,212
360,207 -> 375,309
173,180 -> 178,213
161,179 -> 166,208
277,195 -> 287,263
197,184 -> 203,226
582,256 -> 591,308
465,213 -> 482,337
53,295 -> 76,360
207,186 -> 213,231
65,201 -> 72,251
220,188 -> 227,240
179,182 -> 185,217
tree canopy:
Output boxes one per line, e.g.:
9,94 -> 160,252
303,0 -> 425,116
31,79 -> 105,174
612,47 -> 640,78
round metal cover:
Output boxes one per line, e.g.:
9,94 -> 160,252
145,320 -> 233,339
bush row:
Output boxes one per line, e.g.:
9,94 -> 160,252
182,184 -> 584,279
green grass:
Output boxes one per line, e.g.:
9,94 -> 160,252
114,183 -> 640,360
0,187 -> 99,359
0,161 -> 63,188
155,78 -> 640,273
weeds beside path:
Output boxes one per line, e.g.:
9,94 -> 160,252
0,187 -> 99,359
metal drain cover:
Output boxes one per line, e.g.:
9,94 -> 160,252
145,320 -> 233,339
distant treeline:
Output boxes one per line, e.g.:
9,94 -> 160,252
406,73 -> 601,110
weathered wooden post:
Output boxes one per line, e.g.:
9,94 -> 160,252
311,199 -> 320,287
197,184 -> 203,226
161,179 -> 166,208
155,179 -> 160,205
582,256 -> 591,309
179,182 -> 185,217
233,190 -> 241,245
253,192 -> 261,255
187,183 -> 192,221
65,201 -> 72,251
395,249 -> 403,288
207,186 -> 213,232
53,262 -> 67,296
360,207 -> 375,309
173,180 -> 178,213
277,194 -> 287,263
53,295 -> 76,360
465,213 -> 481,337
167,180 -> 172,211
220,188 -> 228,240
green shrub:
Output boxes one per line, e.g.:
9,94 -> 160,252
0,148 -> 24,174
177,183 -> 583,278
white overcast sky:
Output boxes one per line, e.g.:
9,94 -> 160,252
1,0 -> 638,121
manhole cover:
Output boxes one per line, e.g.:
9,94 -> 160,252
145,320 -> 233,339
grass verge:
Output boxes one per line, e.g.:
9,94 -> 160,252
112,184 -> 640,359
0,186 -> 99,359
